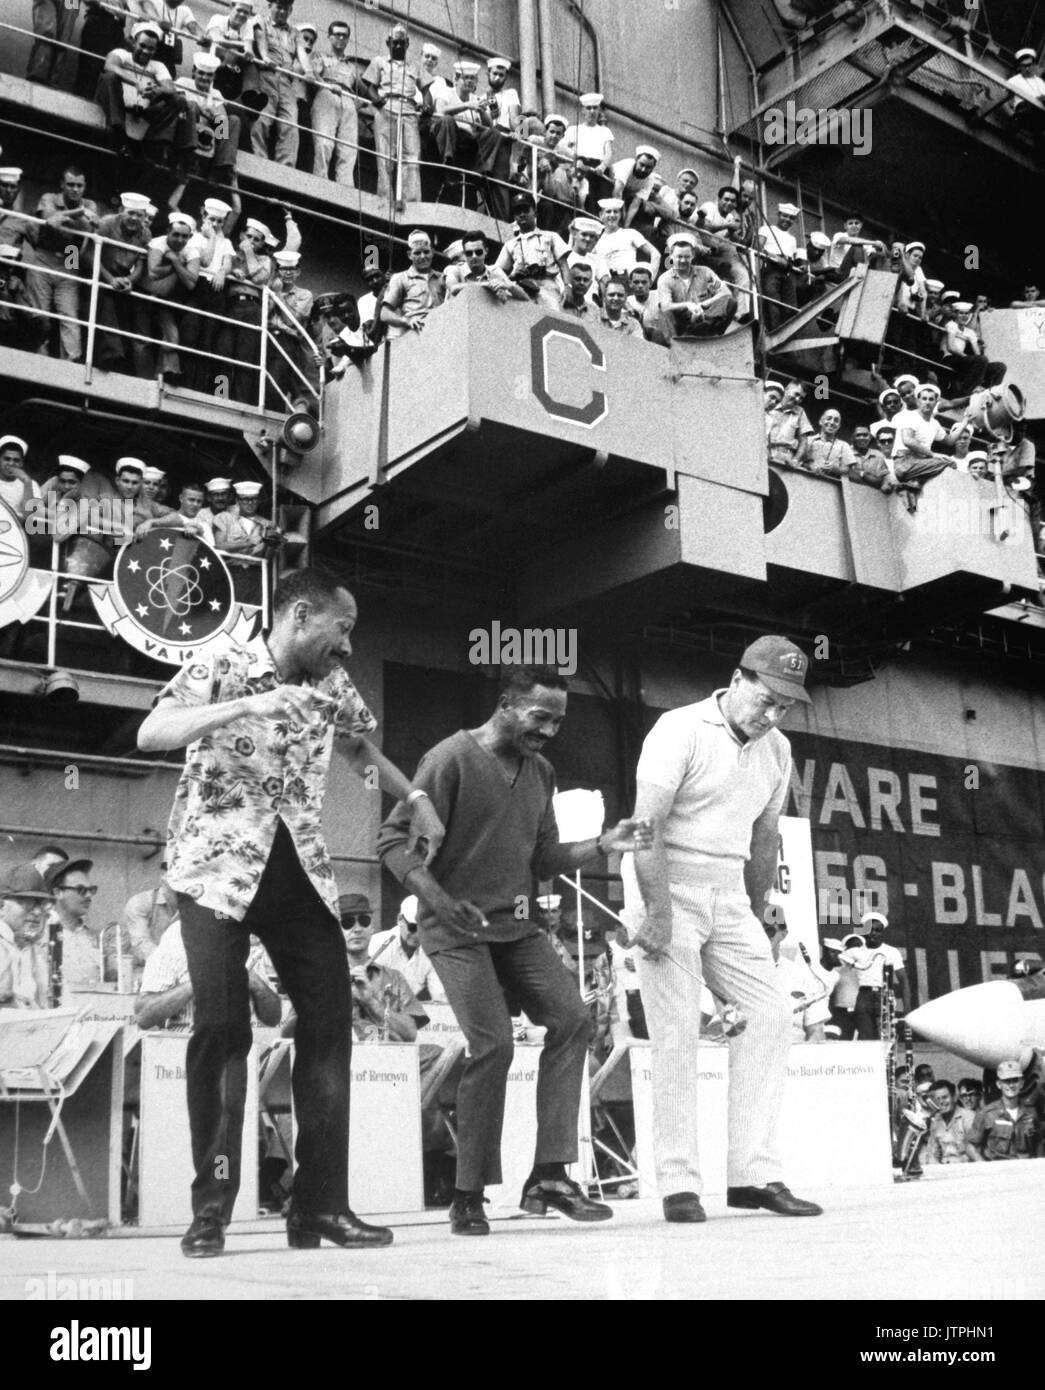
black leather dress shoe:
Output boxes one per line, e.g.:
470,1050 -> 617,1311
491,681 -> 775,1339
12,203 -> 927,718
663,1192 -> 707,1223
520,1176 -> 613,1222
726,1182 -> 822,1216
449,1192 -> 490,1236
286,1207 -> 394,1249
180,1215 -> 225,1258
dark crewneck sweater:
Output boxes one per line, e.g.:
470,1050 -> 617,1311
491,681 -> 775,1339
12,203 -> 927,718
377,729 -> 561,955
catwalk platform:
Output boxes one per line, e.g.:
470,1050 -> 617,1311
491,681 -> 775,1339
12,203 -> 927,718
1,1162 -> 1041,1302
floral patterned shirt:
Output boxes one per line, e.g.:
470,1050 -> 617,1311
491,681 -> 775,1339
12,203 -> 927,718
159,634 -> 377,922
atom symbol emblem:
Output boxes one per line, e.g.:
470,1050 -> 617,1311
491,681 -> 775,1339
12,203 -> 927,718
105,528 -> 236,649
145,556 -> 203,616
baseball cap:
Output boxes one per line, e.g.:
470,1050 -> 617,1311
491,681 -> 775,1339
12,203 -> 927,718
0,864 -> 53,899
996,1059 -> 1023,1081
45,857 -> 93,889
738,635 -> 811,703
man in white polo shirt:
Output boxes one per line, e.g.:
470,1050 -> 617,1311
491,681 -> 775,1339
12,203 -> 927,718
623,635 -> 823,1223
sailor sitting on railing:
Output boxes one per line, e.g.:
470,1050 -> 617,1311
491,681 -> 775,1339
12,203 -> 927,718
176,51 -> 241,183
97,22 -> 198,171
657,231 -> 737,338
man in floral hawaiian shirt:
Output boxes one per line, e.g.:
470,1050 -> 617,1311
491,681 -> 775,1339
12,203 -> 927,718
138,568 -> 444,1258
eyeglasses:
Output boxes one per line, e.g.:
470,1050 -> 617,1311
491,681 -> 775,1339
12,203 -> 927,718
340,913 -> 371,927
63,884 -> 98,897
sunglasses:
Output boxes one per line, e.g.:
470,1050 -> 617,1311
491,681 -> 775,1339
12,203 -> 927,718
63,884 -> 99,897
999,1078 -> 1022,1086
764,925 -> 788,937
341,913 -> 371,927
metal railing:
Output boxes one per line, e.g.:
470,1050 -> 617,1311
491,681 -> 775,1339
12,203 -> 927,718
1,210 -> 323,420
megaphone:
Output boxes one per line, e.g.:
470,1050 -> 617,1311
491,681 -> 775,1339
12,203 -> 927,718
965,383 -> 1024,442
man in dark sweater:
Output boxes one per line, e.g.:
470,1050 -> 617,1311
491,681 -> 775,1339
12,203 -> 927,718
378,665 -> 651,1235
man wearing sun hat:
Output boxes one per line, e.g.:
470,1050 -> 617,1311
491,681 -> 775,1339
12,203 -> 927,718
624,634 -> 823,1222
0,863 -> 53,1009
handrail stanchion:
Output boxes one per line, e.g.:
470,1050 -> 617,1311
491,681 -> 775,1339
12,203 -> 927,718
258,286 -> 270,413
82,247 -> 102,388
46,539 -> 60,670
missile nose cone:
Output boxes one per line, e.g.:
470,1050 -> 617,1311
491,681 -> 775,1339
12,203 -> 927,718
908,981 -> 1029,1067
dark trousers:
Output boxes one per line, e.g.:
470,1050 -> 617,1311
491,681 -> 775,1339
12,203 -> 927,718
852,986 -> 881,1040
178,818 -> 351,1222
761,265 -> 796,330
429,931 -> 592,1190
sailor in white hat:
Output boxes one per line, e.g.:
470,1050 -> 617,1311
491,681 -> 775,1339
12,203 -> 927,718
244,217 -> 277,248
757,200 -> 802,328
198,477 -> 232,533
888,379 -> 963,505
606,144 -> 662,236
941,298 -> 1006,396
0,432 -> 36,519
141,466 -> 168,504
662,228 -> 737,337
559,93 -> 614,194
594,195 -> 660,282
0,168 -> 23,225
564,216 -> 606,291
1010,46 -> 1045,111
214,482 -> 278,594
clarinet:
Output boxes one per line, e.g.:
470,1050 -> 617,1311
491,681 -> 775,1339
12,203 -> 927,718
48,915 -> 63,1009
882,962 -> 898,1145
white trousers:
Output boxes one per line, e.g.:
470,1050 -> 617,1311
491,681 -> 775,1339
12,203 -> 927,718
630,878 -> 791,1195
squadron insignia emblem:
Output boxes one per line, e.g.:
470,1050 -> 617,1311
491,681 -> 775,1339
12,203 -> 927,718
0,498 -> 54,628
89,528 -> 258,666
